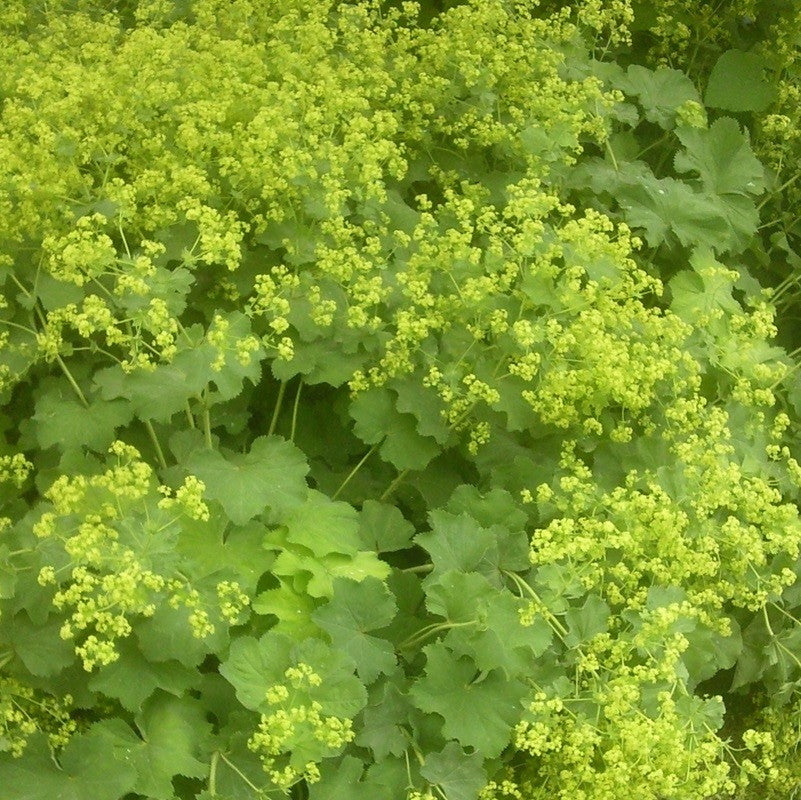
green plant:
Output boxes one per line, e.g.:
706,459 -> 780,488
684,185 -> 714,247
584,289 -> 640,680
0,1 -> 800,798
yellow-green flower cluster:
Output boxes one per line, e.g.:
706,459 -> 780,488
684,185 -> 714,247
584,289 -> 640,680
31,441 -> 239,669
0,678 -> 76,758
247,663 -> 354,793
513,681 -> 740,799
0,453 -> 32,487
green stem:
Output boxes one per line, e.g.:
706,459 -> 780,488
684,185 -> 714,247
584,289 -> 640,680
268,380 -> 287,437
143,420 -> 167,470
290,378 -> 303,442
402,564 -> 434,574
757,171 -> 801,211
380,468 -> 410,502
503,570 -> 570,638
201,391 -> 213,449
55,354 -> 90,408
332,441 -> 381,500
208,751 -> 219,797
185,400 -> 196,429
217,751 -> 263,793
398,620 -> 476,651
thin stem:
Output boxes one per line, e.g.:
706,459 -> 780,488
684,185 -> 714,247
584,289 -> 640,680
209,751 -> 219,797
185,400 -> 196,429
402,564 -> 434,574
290,378 -> 303,442
503,570 -> 569,638
217,751 -> 263,793
201,391 -> 213,449
398,620 -> 476,651
143,420 -> 167,470
332,442 -> 381,500
55,354 -> 90,408
380,468 -> 410,502
268,380 -> 287,437
757,171 -> 801,211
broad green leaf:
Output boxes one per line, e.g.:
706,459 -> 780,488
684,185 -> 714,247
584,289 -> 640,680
129,693 -> 213,799
410,643 -> 527,758
88,638 -> 197,712
177,513 -> 274,592
355,677 -> 413,760
669,248 -> 742,319
414,511 -> 496,575
358,499 -> 416,553
281,489 -> 361,556
220,632 -> 367,718
92,345 -> 212,423
420,742 -> 486,800
675,118 -> 766,196
312,577 -> 397,683
617,176 -> 730,250
0,727 -> 136,800
32,393 -> 132,453
349,386 -> 440,471
424,571 -> 552,677
0,545 -> 15,599
136,601 -> 226,668
1,612 -> 75,676
308,756 -> 386,800
564,594 -> 611,646
621,64 -> 699,128
184,436 -> 308,524
391,378 -> 453,444
219,632 -> 294,711
251,581 -> 321,638
705,49 -> 775,112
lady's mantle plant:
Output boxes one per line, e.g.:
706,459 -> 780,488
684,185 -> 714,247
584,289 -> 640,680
0,1 -> 801,799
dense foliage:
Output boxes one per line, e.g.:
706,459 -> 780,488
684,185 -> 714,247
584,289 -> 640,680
1,1 -> 801,798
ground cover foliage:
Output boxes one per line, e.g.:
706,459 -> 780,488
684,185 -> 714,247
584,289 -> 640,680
1,0 -> 801,797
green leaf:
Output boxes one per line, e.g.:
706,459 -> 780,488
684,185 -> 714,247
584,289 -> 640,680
355,677 -> 413,760
312,577 -> 397,683
32,392 -> 133,453
251,581 -> 321,638
564,594 -> 611,646
621,64 -> 699,128
219,632 -> 295,710
220,632 -> 367,718
308,756 -> 386,800
410,643 -> 527,758
617,176 -> 730,251
349,386 -> 440,471
88,638 -> 197,712
358,500 -> 416,553
281,489 -> 361,556
129,693 -> 213,799
420,741 -> 486,800
705,49 -> 775,112
674,118 -> 766,196
424,571 -> 552,677
136,601 -> 226,668
414,511 -> 496,575
0,727 -> 136,800
1,612 -> 75,676
669,248 -> 743,319
184,435 -> 309,525
176,513 -> 274,593
92,345 -> 211,423
0,546 -> 15,599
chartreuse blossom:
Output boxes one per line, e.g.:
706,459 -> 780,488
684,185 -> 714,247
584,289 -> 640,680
32,441 -> 246,670
247,663 -> 354,793
0,678 -> 76,757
